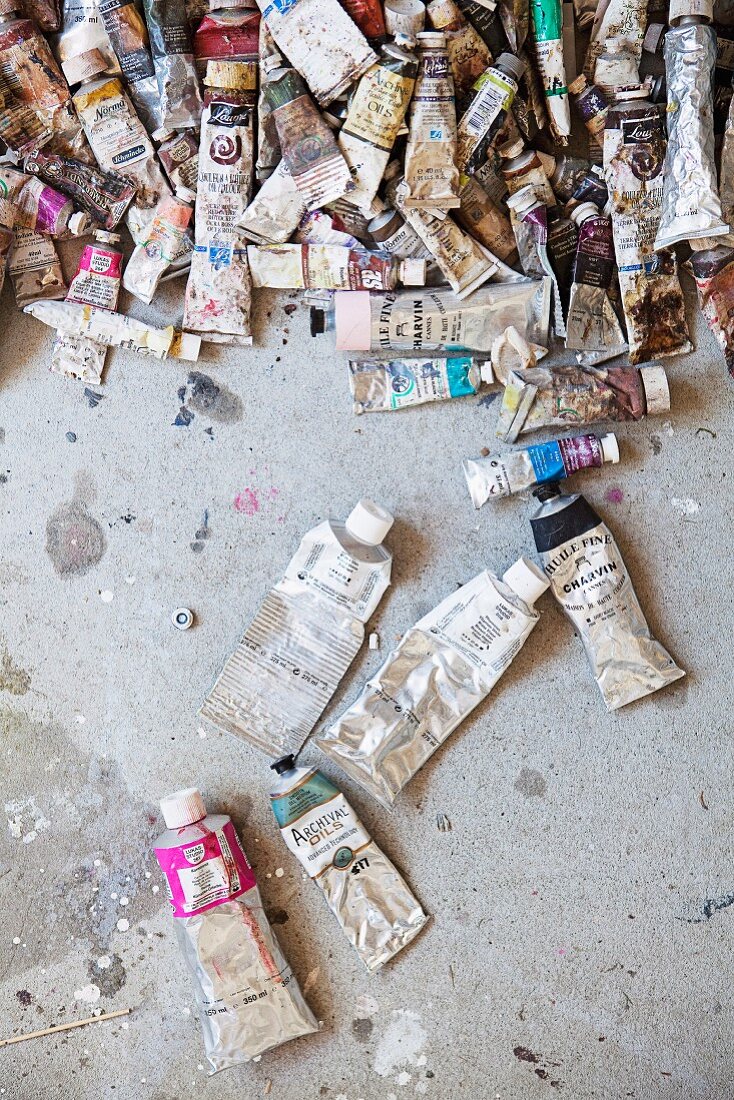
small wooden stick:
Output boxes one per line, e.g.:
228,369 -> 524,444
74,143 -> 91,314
0,1007 -> 131,1048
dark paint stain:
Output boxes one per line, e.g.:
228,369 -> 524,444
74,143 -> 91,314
66,432 -> 77,443
0,645 -> 31,695
204,427 -> 214,438
477,392 -> 499,407
283,303 -> 297,315
16,990 -> 32,1006
0,473 -> 7,484
268,909 -> 289,926
650,434 -> 662,455
352,1018 -> 374,1042
46,501 -> 106,576
514,1047 -> 540,1063
191,509 -> 211,553
513,1046 -> 562,1089
186,372 -> 242,423
686,891 -> 734,923
514,768 -> 547,798
83,389 -> 104,408
87,953 -> 126,997
174,406 -> 194,427
0,427 -> 5,443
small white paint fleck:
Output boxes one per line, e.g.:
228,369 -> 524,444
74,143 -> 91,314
5,797 -> 51,844
197,1064 -> 204,1071
274,867 -> 284,878
97,956 -> 111,970
121,1021 -> 129,1030
266,873 -> 272,878
125,576 -> 136,585
671,497 -> 700,516
111,892 -> 118,900
144,871 -> 151,879
302,966 -> 320,997
100,590 -> 114,603
181,1007 -> 191,1016
662,421 -> 674,436
74,984 -> 101,1005
415,1055 -> 427,1068
116,918 -> 129,933
140,1079 -> 146,1084
75,714 -> 86,724
120,897 -> 129,906
12,937 -> 20,945
198,727 -> 207,739
94,859 -> 101,867
336,1094 -> 348,1100
395,1072 -> 412,1086
152,885 -> 159,894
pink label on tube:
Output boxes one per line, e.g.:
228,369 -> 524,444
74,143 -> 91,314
558,433 -> 603,474
154,820 -> 257,917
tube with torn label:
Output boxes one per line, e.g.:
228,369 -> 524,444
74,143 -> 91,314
142,0 -> 203,134
604,88 -> 692,365
256,23 -> 281,181
350,354 -> 479,412
530,484 -> 685,710
0,166 -> 89,236
255,0 -> 376,105
311,278 -> 552,352
506,184 -> 565,335
23,149 -> 136,231
200,500 -> 394,758
495,362 -> 669,442
565,200 -> 626,353
51,229 -> 122,383
464,431 -> 618,505
403,30 -> 460,209
688,246 -> 734,379
426,0 -> 492,104
9,226 -> 66,306
123,189 -> 194,304
155,787 -> 318,1072
237,159 -> 306,245
97,0 -> 161,133
247,243 -> 424,290
457,53 -> 524,174
193,8 -> 259,92
264,66 -> 353,212
654,10 -> 728,250
270,758 -> 428,968
25,299 -> 201,360
584,0 -> 647,79
529,0 -> 571,143
338,38 -> 418,214
316,559 -> 549,809
456,174 -> 517,262
157,130 -> 199,194
183,81 -> 253,345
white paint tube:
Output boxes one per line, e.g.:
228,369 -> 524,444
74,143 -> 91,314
143,0 -> 203,134
8,227 -> 66,307
654,15 -> 729,250
403,31 -> 460,210
529,0 -> 571,143
506,185 -> 566,336
368,207 -> 432,258
530,485 -> 685,711
385,0 -> 426,36
72,76 -> 172,246
312,278 -> 552,352
200,500 -> 394,759
154,788 -> 318,1072
584,0 -> 647,79
565,202 -> 626,354
24,299 -> 201,360
349,354 -> 480,412
123,190 -> 194,304
270,759 -> 428,969
247,244 -> 424,290
338,40 -> 419,214
183,85 -> 254,345
316,560 -> 549,809
51,230 -> 123,383
464,431 -> 619,505
255,0 -> 376,105
237,159 -> 307,245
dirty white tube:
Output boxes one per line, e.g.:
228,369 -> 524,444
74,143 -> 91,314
123,191 -> 195,305
403,31 -> 460,209
24,299 -> 201,361
349,355 -> 480,412
51,231 -> 123,384
247,244 -> 413,290
385,0 -> 426,36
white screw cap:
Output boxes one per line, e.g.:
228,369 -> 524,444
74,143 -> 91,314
346,499 -> 394,545
505,185 -> 542,215
639,366 -> 670,415
502,556 -> 549,607
160,788 -> 206,829
69,211 -> 90,237
570,201 -> 599,227
601,433 -> 620,464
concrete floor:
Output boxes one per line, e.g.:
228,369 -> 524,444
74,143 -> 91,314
0,265 -> 732,1100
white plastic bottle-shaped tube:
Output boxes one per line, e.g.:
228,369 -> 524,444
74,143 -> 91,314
154,787 -> 318,1073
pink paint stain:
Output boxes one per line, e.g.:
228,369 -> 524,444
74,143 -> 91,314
556,948 -> 567,956
604,487 -> 624,505
234,488 -> 260,516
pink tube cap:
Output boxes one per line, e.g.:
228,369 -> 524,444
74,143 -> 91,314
335,291 -> 372,351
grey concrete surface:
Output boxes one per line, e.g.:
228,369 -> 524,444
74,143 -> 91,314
0,267 -> 732,1100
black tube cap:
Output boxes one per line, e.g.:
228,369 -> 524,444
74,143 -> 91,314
270,754 -> 296,774
310,307 -> 325,337
533,481 -> 562,502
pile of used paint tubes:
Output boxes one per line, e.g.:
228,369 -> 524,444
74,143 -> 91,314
6,0 -> 732,1073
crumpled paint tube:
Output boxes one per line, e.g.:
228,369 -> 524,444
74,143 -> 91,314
9,227 -> 66,306
313,278 -> 552,352
338,39 -> 418,214
73,76 -> 171,245
368,206 -> 432,258
426,0 -> 492,105
456,175 -> 517,262
506,185 -> 565,335
565,201 -> 626,353
688,246 -> 734,379
247,243 -> 423,290
264,66 -> 353,212
54,0 -> 118,77
341,0 -> 387,40
295,209 -> 360,247
0,224 -> 13,296
529,0 -> 571,143
316,560 -> 548,809
200,500 -> 394,758
51,230 -> 123,384
349,354 -> 479,412
654,17 -> 728,250
403,30 -> 460,210
530,484 -> 685,710
23,150 -> 136,231
464,431 -> 619,505
270,758 -> 429,966
456,53 -> 524,175
155,787 -> 318,1073
385,0 -> 426,37
97,0 -> 162,133
123,190 -> 194,304
604,90 -> 692,365
0,166 -> 88,237
23,0 -> 60,32
193,8 -> 260,91
142,0 -> 203,134
256,23 -> 281,181
495,362 -> 670,442
24,299 -> 201,360
157,131 -> 199,195
183,83 -> 253,345
255,0 -> 376,105
237,159 -> 306,245
584,0 -> 647,79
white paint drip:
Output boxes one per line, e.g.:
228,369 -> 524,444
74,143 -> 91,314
96,956 -> 111,970
74,983 -> 101,1005
100,590 -> 114,603
662,421 -> 674,436
116,918 -> 130,932
373,1011 -> 428,1079
5,798 -> 51,844
354,993 -> 379,1017
274,867 -> 284,878
671,498 -> 700,516
395,1071 -> 412,1086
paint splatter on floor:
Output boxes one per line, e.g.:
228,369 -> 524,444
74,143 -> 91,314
233,475 -> 281,518
671,498 -> 700,517
234,488 -> 260,516
15,990 -> 32,1006
374,1010 -> 429,1079
191,509 -> 211,553
513,1046 -> 562,1088
0,643 -> 31,695
604,487 -> 624,505
514,768 -> 547,798
46,500 -> 106,576
5,796 -> 50,843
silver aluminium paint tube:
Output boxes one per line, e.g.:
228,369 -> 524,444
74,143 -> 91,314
506,185 -> 566,336
97,0 -> 162,133
143,0 -> 203,134
154,788 -> 318,1072
530,484 -> 685,711
464,431 -> 619,505
654,10 -> 729,250
237,160 -> 307,245
349,355 -> 479,412
200,501 -> 394,758
316,560 -> 549,809
270,758 -> 429,967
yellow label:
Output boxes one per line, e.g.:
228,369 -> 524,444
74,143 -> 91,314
341,66 -> 415,152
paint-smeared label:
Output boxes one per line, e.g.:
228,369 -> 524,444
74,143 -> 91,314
155,821 -> 256,916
